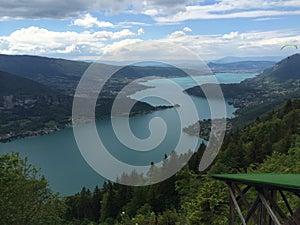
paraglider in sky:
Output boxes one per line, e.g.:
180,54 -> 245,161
281,44 -> 298,50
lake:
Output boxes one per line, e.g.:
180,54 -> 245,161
0,73 -> 257,195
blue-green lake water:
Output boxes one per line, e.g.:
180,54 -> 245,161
0,73 -> 257,195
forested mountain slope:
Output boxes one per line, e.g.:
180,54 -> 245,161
63,99 -> 300,225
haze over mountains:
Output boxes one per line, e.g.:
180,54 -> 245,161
0,53 -> 297,101
0,53 -> 299,140
186,54 -> 300,126
188,54 -> 300,95
242,54 -> 300,90
0,53 -> 277,95
208,61 -> 275,73
211,56 -> 284,64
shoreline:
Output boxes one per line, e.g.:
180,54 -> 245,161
183,118 -> 233,140
1,73 -> 255,144
0,104 -> 177,144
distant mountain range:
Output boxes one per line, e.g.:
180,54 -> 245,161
211,56 -> 284,64
0,53 -> 297,102
0,54 -> 197,95
0,54 -> 283,95
243,54 -> 300,88
0,54 -> 184,142
208,61 -> 275,73
186,54 -> 300,126
1,53 -> 299,139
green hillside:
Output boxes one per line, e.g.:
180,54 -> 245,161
260,54 -> 300,81
208,60 -> 275,73
0,70 -> 71,142
0,54 -> 188,95
62,99 -> 300,225
186,54 -> 300,127
0,67 -> 174,142
0,54 -> 89,94
0,70 -> 55,96
1,54 -> 299,224
0,54 -> 88,77
2,98 -> 300,224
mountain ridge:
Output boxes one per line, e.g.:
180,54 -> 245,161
0,54 -> 284,94
185,54 -> 300,126
208,60 -> 275,73
0,70 -> 56,96
0,54 -> 90,94
211,55 -> 284,64
259,54 -> 300,81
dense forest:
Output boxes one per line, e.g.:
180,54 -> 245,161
1,98 -> 299,225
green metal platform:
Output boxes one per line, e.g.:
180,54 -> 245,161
212,173 -> 300,225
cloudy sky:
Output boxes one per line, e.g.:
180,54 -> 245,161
0,0 -> 299,61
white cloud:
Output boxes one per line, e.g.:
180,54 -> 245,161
222,31 -> 240,40
183,27 -> 192,32
153,0 -> 300,23
1,0 -> 300,22
0,0 -> 101,19
1,26 -> 300,61
72,13 -> 114,28
116,21 -> 150,28
0,0 -> 201,19
169,31 -> 186,38
168,27 -> 192,38
214,0 -> 300,10
163,29 -> 300,60
93,29 -> 135,40
143,9 -> 160,16
101,39 -> 144,56
100,40 -> 202,62
137,28 -> 144,35
56,44 -> 78,54
0,26 -> 136,57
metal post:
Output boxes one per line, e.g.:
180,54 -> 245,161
259,193 -> 281,225
235,185 -> 259,223
258,202 -> 263,225
241,196 -> 260,225
279,190 -> 293,216
228,182 -> 235,225
228,184 -> 247,225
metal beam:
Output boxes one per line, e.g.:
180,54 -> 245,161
265,190 -> 286,220
279,190 -> 293,216
228,184 -> 247,225
258,202 -> 263,225
236,185 -> 252,202
259,193 -> 281,225
235,184 -> 259,223
229,183 -> 235,225
241,196 -> 260,225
